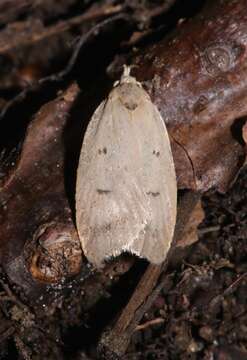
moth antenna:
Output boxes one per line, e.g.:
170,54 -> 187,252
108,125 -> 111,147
123,64 -> 131,77
119,64 -> 141,86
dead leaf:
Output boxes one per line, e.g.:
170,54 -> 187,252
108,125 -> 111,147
176,200 -> 204,248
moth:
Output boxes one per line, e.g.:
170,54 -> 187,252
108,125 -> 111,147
76,66 -> 177,268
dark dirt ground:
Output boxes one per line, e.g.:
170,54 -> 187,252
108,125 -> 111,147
125,167 -> 247,360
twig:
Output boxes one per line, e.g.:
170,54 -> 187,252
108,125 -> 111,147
0,279 -> 27,310
0,325 -> 15,343
198,225 -> 220,235
135,317 -> 164,331
0,13 -> 130,121
99,263 -> 163,358
209,272 -> 247,310
0,0 -> 31,25
0,4 -> 123,54
0,326 -> 16,344
146,0 -> 176,19
14,335 -> 32,360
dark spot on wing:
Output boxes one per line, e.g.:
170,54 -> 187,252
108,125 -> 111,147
104,223 -> 111,231
147,191 -> 160,197
153,150 -> 160,157
123,100 -> 138,111
97,189 -> 111,194
98,148 -> 107,155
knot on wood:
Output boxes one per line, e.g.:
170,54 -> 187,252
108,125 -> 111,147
203,44 -> 233,76
27,223 -> 82,283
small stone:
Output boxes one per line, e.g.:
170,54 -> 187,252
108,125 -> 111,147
199,325 -> 214,342
154,296 -> 165,309
188,340 -> 204,353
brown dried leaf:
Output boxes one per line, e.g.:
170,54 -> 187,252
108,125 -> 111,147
176,200 -> 204,248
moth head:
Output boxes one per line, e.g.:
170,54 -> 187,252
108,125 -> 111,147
113,65 -> 142,88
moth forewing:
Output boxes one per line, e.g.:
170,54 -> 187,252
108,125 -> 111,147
76,68 -> 177,268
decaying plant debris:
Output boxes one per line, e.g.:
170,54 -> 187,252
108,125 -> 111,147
0,0 -> 246,359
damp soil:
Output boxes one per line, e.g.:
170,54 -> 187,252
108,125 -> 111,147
125,168 -> 247,360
